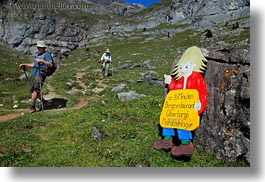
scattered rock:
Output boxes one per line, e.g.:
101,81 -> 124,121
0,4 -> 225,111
139,71 -> 164,87
13,104 -> 19,109
111,84 -> 128,92
92,126 -> 102,141
117,92 -> 146,101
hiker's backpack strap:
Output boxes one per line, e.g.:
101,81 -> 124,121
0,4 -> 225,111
42,51 -> 54,63
40,52 -> 57,76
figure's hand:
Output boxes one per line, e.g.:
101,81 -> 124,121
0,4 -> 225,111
194,100 -> 201,111
164,74 -> 171,84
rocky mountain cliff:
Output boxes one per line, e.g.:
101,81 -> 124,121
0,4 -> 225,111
0,0 -> 250,164
1,0 -> 249,59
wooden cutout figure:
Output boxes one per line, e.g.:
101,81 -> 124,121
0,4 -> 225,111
153,46 -> 208,159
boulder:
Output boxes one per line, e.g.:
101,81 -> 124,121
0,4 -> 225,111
117,92 -> 146,101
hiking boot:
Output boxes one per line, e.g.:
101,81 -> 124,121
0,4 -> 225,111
28,106 -> 36,114
170,145 -> 182,157
153,138 -> 173,151
171,142 -> 194,157
180,142 -> 194,156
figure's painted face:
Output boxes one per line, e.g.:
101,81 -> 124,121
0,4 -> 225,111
179,61 -> 195,78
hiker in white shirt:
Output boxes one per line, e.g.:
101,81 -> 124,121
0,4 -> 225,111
100,49 -> 112,77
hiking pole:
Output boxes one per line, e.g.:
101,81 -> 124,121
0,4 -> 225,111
110,62 -> 114,76
22,66 -> 28,80
39,78 -> 44,112
38,63 -> 44,112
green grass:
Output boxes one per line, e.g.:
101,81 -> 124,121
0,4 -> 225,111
0,96 -> 247,167
0,42 -> 32,111
1,101 -> 248,167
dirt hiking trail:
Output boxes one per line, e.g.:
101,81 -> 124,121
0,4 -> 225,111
0,71 -> 109,123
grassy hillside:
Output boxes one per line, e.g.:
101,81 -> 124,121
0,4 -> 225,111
0,31 -> 249,166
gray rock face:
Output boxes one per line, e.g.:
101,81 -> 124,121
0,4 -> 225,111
203,49 -> 250,163
5,23 -> 28,47
168,0 -> 250,28
0,0 -> 143,60
0,0 -> 250,60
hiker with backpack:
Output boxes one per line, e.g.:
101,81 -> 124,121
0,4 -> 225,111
19,40 -> 55,113
100,48 -> 112,77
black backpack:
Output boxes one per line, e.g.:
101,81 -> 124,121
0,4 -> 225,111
42,52 -> 57,76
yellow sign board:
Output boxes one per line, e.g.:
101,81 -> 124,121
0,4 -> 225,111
160,89 -> 200,131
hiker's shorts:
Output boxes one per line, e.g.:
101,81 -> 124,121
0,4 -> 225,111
29,76 -> 44,93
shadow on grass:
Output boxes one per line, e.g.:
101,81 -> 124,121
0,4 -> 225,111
171,155 -> 192,162
40,98 -> 68,111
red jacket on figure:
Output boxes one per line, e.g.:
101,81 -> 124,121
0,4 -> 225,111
168,71 -> 207,115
